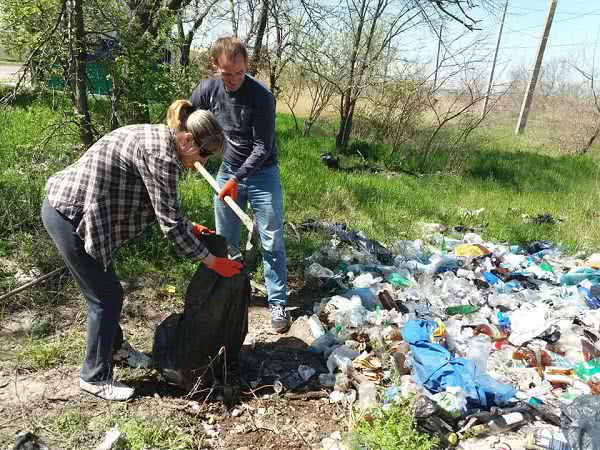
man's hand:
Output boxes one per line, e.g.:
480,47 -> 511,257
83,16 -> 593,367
191,223 -> 215,238
218,177 -> 239,202
202,254 -> 243,277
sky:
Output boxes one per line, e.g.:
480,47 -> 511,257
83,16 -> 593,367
192,0 -> 600,86
420,0 -> 600,84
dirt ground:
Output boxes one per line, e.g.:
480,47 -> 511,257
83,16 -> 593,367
0,276 -> 349,449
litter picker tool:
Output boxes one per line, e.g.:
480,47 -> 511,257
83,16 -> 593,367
194,162 -> 260,274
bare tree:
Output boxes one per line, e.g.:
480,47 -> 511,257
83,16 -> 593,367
572,58 -> 600,154
248,0 -> 269,75
176,0 -> 222,67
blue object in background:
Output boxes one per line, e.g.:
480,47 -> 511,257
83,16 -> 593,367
401,320 -> 516,409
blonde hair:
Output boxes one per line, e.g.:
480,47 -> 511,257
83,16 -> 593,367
166,99 -> 225,156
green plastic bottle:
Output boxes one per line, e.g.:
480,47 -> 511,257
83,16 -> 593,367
387,273 -> 411,288
445,305 -> 480,315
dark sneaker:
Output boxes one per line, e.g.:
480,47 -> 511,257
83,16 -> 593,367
270,305 -> 291,333
113,340 -> 153,369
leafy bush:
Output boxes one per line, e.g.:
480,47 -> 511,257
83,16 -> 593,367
349,399 -> 439,450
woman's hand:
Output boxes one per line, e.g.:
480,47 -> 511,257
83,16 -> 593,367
192,223 -> 215,237
202,254 -> 243,277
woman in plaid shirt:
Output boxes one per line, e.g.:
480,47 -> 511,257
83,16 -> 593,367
41,100 -> 242,401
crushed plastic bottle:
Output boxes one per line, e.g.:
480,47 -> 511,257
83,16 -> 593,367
578,280 -> 600,309
308,330 -> 337,354
308,314 -> 326,338
525,430 -> 571,450
358,382 -> 378,410
466,334 -> 492,371
297,365 -> 316,382
326,345 -> 360,374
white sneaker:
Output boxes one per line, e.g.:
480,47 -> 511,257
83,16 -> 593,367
113,340 -> 154,369
80,378 -> 135,401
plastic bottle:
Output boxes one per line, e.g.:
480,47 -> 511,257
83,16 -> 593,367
274,370 -> 306,393
434,256 -> 465,274
445,305 -> 480,315
470,412 -> 531,436
394,258 -> 431,274
577,280 -> 600,309
483,271 -> 501,285
358,382 -> 378,410
466,334 -> 492,371
307,314 -> 326,338
387,273 -> 411,288
308,330 -> 337,354
473,324 -> 509,342
525,430 -> 571,450
326,345 -> 360,373
318,373 -> 336,388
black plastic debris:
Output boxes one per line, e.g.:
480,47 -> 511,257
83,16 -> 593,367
321,153 -> 340,170
561,395 -> 600,450
298,219 -> 393,265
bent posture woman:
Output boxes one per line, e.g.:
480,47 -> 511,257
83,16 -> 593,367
42,100 -> 242,401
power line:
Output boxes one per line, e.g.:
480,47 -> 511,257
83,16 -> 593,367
477,41 -> 597,52
510,7 -> 600,16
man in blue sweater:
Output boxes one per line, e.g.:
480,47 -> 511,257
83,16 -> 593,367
190,37 -> 290,333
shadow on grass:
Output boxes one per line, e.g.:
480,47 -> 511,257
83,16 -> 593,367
464,149 -> 596,192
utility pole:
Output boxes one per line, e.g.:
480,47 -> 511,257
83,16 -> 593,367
433,23 -> 443,90
481,0 -> 509,118
515,0 -> 558,134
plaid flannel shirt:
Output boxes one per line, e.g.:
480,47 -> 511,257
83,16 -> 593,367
46,124 -> 209,270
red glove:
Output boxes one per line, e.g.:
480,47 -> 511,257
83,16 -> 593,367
204,256 -> 243,277
191,223 -> 215,238
218,178 -> 239,202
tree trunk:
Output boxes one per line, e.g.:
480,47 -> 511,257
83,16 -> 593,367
336,92 -> 355,150
68,0 -> 93,146
581,120 -> 600,154
180,39 -> 192,66
248,0 -> 269,76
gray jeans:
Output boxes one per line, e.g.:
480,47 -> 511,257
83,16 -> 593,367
41,198 -> 124,382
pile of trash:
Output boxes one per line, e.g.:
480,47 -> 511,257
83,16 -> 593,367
294,221 -> 600,450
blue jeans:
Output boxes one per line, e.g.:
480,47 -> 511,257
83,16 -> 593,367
214,163 -> 288,306
41,198 -> 124,382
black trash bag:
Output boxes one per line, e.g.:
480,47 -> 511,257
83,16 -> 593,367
152,234 -> 251,391
561,394 -> 600,450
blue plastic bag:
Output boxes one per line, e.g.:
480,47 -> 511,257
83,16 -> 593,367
402,320 -> 516,409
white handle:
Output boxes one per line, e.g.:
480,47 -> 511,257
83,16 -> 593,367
194,162 -> 254,233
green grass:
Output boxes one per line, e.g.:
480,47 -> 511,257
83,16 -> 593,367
45,409 -> 197,450
4,91 -> 599,450
349,399 -> 439,450
99,416 -> 196,450
18,330 -> 85,369
1,92 -> 599,290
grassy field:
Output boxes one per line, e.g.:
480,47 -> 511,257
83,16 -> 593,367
1,93 -> 599,291
1,91 -> 599,449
